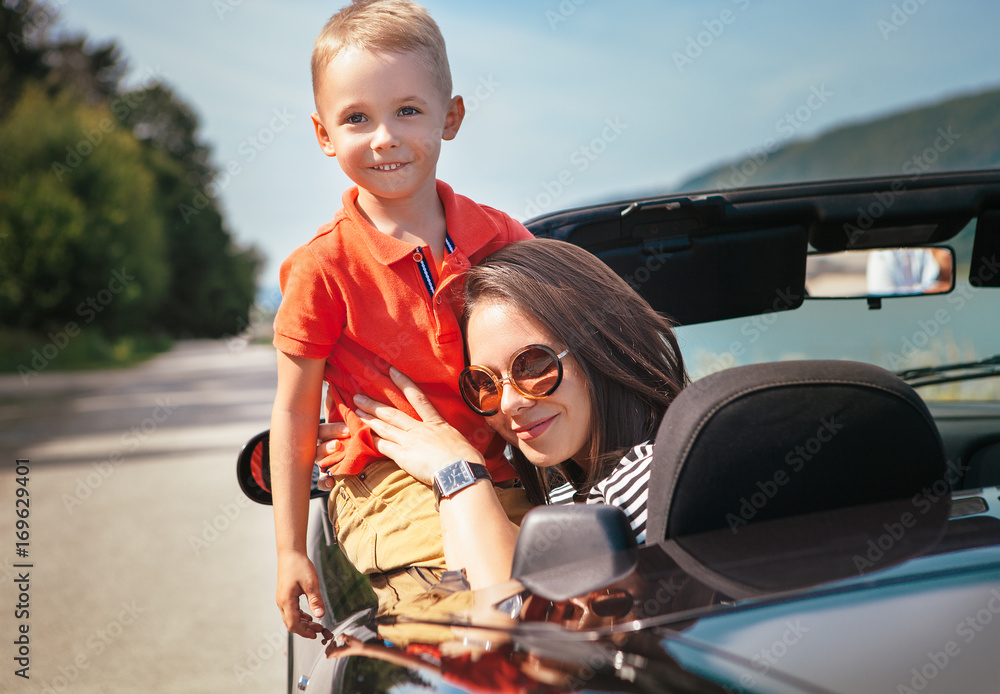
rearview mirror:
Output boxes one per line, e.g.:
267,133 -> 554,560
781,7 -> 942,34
805,246 -> 955,299
236,430 -> 328,506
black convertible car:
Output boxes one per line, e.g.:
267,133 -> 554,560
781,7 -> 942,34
239,169 -> 1000,693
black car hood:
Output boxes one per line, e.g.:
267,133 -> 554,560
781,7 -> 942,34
347,495 -> 1000,693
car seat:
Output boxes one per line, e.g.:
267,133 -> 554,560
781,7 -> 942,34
645,359 -> 950,543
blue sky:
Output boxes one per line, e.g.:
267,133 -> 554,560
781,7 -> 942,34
57,0 -> 1000,278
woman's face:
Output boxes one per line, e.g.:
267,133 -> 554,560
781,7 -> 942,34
465,301 -> 592,468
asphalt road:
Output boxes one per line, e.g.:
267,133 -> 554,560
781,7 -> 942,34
0,340 -> 287,694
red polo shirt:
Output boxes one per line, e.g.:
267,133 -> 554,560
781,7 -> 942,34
273,181 -> 532,479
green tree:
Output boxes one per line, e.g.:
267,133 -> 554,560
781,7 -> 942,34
139,143 -> 262,337
119,81 -> 261,337
117,82 -> 213,186
0,85 -> 169,336
0,0 -> 48,117
0,0 -> 260,357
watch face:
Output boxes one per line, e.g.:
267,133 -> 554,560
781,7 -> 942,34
440,461 -> 475,494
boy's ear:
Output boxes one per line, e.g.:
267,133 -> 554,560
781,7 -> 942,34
311,112 -> 337,157
441,95 -> 465,141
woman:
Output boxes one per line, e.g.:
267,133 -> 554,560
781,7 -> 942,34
350,238 -> 688,589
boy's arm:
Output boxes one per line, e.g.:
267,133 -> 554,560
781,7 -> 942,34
271,350 -> 327,638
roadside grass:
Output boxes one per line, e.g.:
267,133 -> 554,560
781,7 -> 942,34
0,327 -> 173,375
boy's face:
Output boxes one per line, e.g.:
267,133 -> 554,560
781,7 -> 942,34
311,48 -> 464,203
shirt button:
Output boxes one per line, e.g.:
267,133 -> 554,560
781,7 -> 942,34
358,473 -> 366,481
412,251 -> 423,262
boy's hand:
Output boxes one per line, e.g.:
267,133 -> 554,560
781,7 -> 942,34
316,420 -> 350,462
276,550 -> 327,639
316,420 -> 350,491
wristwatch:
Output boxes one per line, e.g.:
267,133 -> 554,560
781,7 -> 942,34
432,460 -> 492,506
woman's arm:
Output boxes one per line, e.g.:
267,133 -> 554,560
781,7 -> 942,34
271,351 -> 328,638
353,368 -> 519,589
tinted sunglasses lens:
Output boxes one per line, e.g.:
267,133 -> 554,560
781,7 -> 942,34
512,347 -> 561,397
461,368 -> 500,414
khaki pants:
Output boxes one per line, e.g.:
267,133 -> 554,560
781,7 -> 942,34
329,460 -> 532,613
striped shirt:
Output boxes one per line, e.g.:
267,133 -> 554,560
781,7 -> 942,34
548,441 -> 653,544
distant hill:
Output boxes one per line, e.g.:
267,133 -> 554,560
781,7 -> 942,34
678,87 -> 1000,192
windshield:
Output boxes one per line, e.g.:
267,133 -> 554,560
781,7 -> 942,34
676,220 -> 1000,401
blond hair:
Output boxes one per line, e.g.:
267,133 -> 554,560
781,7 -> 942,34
312,0 -> 452,102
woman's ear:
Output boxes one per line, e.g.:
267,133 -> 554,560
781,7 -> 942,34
442,95 -> 465,141
311,112 -> 337,157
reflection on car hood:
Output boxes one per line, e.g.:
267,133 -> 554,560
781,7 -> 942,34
338,493 -> 1000,693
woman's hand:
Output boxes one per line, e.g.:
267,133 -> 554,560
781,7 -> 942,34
353,367 -> 484,485
358,368 -> 518,589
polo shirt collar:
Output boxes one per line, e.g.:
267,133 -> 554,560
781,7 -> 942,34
341,181 -> 500,266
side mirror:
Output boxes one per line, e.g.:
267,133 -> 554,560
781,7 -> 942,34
236,430 -> 329,506
510,505 -> 637,601
805,246 -> 955,299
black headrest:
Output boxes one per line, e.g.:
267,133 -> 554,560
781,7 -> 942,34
646,360 -> 948,542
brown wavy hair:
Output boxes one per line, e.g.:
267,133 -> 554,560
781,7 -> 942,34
461,238 -> 689,505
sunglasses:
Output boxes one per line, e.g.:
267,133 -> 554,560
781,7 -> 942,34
459,344 -> 570,416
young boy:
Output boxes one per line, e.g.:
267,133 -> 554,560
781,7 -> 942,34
270,0 -> 532,637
